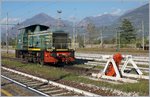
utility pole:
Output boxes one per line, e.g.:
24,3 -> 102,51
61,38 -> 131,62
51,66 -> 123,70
83,32 -> 85,47
100,28 -> 103,48
71,17 -> 76,49
6,12 -> 8,54
75,29 -> 78,46
142,20 -> 145,50
73,17 -> 76,49
57,10 -> 62,30
116,28 -> 120,51
116,30 -> 118,50
119,31 -> 120,50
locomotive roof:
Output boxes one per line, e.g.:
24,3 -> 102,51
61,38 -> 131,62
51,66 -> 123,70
52,30 -> 65,33
18,24 -> 49,30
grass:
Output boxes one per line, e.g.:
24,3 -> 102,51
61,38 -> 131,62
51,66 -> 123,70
1,52 -> 15,58
74,64 -> 149,76
127,63 -> 149,68
2,59 -> 149,96
1,47 -> 15,50
64,76 -> 149,96
2,59 -> 70,79
137,64 -> 149,68
74,64 -> 104,70
76,48 -> 149,55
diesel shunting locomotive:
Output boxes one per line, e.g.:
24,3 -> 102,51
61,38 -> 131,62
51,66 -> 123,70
16,24 -> 75,65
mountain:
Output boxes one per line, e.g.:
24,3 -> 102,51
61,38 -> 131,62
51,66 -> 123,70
20,13 -> 56,27
1,3 -> 149,42
114,3 -> 149,36
18,13 -> 72,28
78,14 -> 119,27
78,3 -> 149,39
1,13 -> 73,41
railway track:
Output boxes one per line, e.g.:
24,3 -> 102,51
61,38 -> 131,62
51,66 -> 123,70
2,56 -> 148,75
75,54 -> 149,74
1,56 -> 148,96
75,53 -> 149,65
1,67 -> 99,96
83,60 -> 149,73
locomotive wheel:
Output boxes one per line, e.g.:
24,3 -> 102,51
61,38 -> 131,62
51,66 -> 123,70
39,60 -> 45,65
33,58 -> 37,63
57,62 -> 65,67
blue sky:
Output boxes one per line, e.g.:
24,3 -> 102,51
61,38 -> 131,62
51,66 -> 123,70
1,0 -> 149,24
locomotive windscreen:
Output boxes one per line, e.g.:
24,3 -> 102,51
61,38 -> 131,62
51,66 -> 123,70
53,33 -> 68,49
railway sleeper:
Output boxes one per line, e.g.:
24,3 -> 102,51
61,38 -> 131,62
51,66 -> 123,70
38,87 -> 56,91
50,90 -> 69,95
24,81 -> 41,85
62,92 -> 82,96
37,84 -> 54,89
41,87 -> 58,92
21,79 -> 36,83
27,82 -> 45,87
52,91 -> 71,96
44,89 -> 63,94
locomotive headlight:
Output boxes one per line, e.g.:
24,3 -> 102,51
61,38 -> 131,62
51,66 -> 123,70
45,54 -> 48,57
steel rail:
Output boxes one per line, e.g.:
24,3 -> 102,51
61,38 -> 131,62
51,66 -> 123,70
1,75 -> 50,97
76,56 -> 149,65
75,53 -> 149,61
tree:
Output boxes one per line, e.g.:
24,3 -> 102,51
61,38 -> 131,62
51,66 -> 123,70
86,22 -> 98,44
145,36 -> 149,45
76,34 -> 84,48
8,37 -> 16,47
118,19 -> 136,46
1,41 -> 6,48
